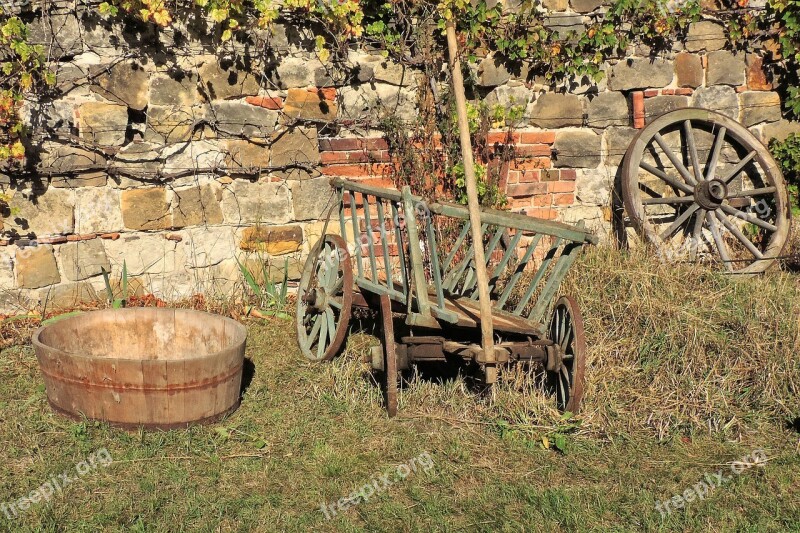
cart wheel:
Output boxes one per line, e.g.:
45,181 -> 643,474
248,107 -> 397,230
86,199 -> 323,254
296,235 -> 353,361
547,296 -> 586,413
622,108 -> 790,274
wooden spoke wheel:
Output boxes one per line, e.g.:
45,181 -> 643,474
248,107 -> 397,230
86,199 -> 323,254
547,296 -> 586,413
296,235 -> 353,361
622,108 -> 790,274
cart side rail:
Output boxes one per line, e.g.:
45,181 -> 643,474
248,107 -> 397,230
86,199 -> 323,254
332,178 -> 595,325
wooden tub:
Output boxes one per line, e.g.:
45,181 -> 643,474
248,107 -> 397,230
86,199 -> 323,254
32,308 -> 247,429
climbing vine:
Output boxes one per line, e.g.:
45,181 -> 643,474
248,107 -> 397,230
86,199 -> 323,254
4,0 -> 800,170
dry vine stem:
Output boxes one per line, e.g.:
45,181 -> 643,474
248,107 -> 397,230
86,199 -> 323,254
445,19 -> 496,383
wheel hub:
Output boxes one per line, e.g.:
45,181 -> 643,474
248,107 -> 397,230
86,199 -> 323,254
694,178 -> 728,210
303,288 -> 328,313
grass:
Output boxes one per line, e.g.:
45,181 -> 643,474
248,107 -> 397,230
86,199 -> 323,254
1,248 -> 799,531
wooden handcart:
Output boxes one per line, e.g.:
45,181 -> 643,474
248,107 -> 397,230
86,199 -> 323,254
296,178 -> 597,416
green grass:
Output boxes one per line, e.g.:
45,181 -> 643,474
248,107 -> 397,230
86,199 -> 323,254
1,249 -> 800,531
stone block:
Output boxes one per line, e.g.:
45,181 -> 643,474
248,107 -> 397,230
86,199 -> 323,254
276,57 -> 321,88
239,225 -> 303,254
283,88 -> 338,122
28,14 -> 82,57
149,72 -> 203,106
103,234 -> 185,276
685,21 -> 726,52
529,93 -> 584,128
50,174 -> 108,188
121,188 -> 172,230
576,168 -> 612,205
183,226 -> 238,269
220,181 -> 292,224
586,92 -> 628,127
544,14 -> 585,38
543,0 -> 568,8
644,95 -> 689,120
571,0 -> 605,12
292,177 -> 335,221
211,102 -> 278,138
604,126 -> 638,166
692,85 -> 738,118
160,141 -> 226,177
224,140 -> 271,170
270,127 -> 321,167
114,142 -> 162,174
338,84 -> 416,122
77,102 -> 129,146
37,143 -> 107,175
40,282 -> 99,310
16,246 -> 60,288
608,59 -> 674,90
477,55 -> 511,87
739,91 -> 781,127
706,51 -> 745,86
553,130 -> 601,168
91,60 -> 150,111
75,188 -> 123,234
172,185 -> 224,227
746,54 -> 773,91
761,120 -> 800,143
145,105 -> 207,144
7,188 -> 75,236
60,239 -> 111,281
198,59 -> 261,100
675,53 -> 703,88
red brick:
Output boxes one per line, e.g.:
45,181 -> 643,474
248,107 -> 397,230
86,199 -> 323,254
552,193 -> 575,205
532,194 -> 553,206
560,169 -> 577,181
320,164 -> 392,177
246,96 -> 283,110
507,182 -> 548,197
66,233 -> 97,242
736,85 -> 747,93
515,144 -> 552,157
513,157 -> 551,170
510,198 -> 532,209
486,131 -> 520,144
644,89 -> 659,97
519,170 -> 540,183
541,170 -> 560,182
661,89 -> 675,95
319,138 -> 389,152
746,54 -> 773,91
360,177 -> 397,189
525,208 -> 557,220
520,131 -> 556,144
674,88 -> 694,96
632,91 -> 645,129
100,233 -> 120,240
548,181 -> 575,193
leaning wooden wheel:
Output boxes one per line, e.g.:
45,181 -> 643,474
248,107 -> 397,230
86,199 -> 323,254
296,235 -> 353,361
622,108 -> 790,274
547,296 -> 586,413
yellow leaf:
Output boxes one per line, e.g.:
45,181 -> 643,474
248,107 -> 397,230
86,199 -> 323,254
541,436 -> 550,449
221,29 -> 232,41
10,141 -> 25,159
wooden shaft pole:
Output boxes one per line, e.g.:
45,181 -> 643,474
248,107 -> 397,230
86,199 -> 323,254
445,20 -> 497,384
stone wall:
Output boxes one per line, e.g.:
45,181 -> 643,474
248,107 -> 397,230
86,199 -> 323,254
0,1 -> 796,313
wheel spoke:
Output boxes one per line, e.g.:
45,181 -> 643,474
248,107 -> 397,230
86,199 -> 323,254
689,209 -> 705,261
714,210 -> 764,259
705,126 -> 727,181
326,307 -> 337,338
329,297 -> 342,310
706,210 -> 732,271
719,204 -> 778,232
558,371 -> 567,404
654,132 -> 697,186
317,316 -> 328,359
685,120 -> 703,183
660,204 -> 700,240
305,315 -> 322,350
720,150 -> 758,184
642,195 -> 695,205
727,186 -> 777,198
640,162 -> 695,195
